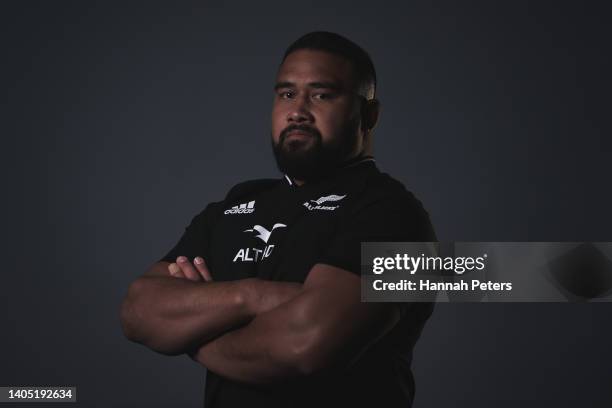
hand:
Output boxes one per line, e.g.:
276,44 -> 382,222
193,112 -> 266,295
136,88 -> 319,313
168,256 -> 213,282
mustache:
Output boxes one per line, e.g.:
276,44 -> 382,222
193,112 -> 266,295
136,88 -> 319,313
279,125 -> 321,143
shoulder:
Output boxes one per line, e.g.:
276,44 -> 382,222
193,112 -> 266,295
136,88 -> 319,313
346,169 -> 437,241
355,168 -> 428,214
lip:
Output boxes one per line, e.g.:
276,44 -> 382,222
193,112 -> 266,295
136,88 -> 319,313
286,130 -> 313,138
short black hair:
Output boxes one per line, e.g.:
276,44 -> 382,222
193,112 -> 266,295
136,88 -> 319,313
281,31 -> 377,99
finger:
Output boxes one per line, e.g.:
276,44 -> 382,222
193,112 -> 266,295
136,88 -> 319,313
176,256 -> 202,281
194,257 -> 213,282
168,263 -> 186,278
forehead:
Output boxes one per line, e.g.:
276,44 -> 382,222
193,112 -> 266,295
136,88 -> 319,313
276,49 -> 356,87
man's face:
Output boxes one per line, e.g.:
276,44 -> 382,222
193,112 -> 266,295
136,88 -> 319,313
271,49 -> 364,182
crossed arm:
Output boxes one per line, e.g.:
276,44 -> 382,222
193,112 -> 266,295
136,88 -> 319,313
119,257 -> 300,355
120,256 -> 401,383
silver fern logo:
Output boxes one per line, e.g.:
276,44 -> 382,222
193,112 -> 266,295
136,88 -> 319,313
304,194 -> 347,211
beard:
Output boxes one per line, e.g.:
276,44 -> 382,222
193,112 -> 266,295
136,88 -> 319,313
272,118 -> 361,182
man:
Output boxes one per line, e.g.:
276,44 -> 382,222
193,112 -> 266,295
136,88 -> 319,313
120,31 -> 436,408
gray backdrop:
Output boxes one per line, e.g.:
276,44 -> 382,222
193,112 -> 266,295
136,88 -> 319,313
2,1 -> 611,407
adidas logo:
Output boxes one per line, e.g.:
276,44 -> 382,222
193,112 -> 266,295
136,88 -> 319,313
303,194 -> 346,211
224,200 -> 255,215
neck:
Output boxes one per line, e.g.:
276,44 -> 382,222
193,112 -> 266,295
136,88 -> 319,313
287,152 -> 373,187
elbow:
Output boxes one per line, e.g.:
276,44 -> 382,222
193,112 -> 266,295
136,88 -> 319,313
119,279 -> 146,343
119,279 -> 184,356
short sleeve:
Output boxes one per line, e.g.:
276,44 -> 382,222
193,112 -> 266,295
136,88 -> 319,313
158,203 -> 221,263
317,194 -> 437,276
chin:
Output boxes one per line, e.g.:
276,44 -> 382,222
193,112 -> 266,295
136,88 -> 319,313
283,139 -> 316,154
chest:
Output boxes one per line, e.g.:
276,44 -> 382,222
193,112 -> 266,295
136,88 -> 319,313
207,191 -> 348,282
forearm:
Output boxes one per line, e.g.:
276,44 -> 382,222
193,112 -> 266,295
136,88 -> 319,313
191,302 -> 395,385
120,276 -> 255,355
190,267 -> 401,384
191,304 -> 308,384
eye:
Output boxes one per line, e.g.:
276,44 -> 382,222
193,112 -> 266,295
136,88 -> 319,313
278,91 -> 295,99
312,93 -> 335,100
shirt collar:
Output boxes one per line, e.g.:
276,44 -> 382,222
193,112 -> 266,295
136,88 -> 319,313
284,155 -> 376,186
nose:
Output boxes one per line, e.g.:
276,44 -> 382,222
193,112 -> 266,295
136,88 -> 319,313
287,94 -> 314,124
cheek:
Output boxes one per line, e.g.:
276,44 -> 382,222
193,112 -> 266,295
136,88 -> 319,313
271,105 -> 285,135
316,109 -> 349,136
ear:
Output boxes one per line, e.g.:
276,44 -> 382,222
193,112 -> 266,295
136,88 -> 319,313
360,98 -> 381,132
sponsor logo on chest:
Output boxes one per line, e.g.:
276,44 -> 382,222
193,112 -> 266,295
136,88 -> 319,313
232,223 -> 286,263
303,194 -> 347,211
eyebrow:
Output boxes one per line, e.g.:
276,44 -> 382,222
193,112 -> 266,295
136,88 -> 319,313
273,81 -> 344,92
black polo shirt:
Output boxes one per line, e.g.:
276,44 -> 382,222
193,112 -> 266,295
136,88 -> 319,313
160,158 -> 436,408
